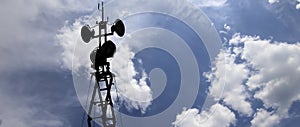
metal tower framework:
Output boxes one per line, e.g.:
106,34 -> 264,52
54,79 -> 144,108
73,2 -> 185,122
81,1 -> 125,127
88,64 -> 116,127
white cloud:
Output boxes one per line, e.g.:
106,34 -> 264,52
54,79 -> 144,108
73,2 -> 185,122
56,17 -> 91,72
227,33 -> 300,125
188,0 -> 228,7
224,24 -> 231,31
251,109 -> 280,127
229,33 -> 260,46
204,49 -> 252,116
197,33 -> 300,126
297,0 -> 300,9
268,0 -> 279,4
173,103 -> 235,127
239,35 -> 300,116
111,44 -> 152,113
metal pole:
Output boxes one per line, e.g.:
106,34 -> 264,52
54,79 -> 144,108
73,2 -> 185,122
102,1 -> 104,22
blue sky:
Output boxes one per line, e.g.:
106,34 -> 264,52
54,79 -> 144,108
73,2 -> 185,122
0,0 -> 300,127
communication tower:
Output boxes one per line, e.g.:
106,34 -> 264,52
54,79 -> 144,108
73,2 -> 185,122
80,1 -> 125,127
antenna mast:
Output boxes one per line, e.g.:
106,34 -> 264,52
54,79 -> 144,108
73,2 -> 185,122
102,1 -> 104,21
80,1 -> 125,127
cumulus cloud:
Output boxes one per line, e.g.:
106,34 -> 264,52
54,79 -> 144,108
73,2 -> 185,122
111,44 -> 152,113
204,49 -> 252,116
251,109 -> 280,127
56,16 -> 91,71
173,103 -> 235,127
238,34 -> 300,116
175,33 -> 300,126
231,33 -> 300,124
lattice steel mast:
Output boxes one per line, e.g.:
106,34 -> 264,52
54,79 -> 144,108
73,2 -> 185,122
80,1 -> 125,127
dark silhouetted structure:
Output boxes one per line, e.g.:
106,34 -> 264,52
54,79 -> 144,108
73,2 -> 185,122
80,1 -> 125,127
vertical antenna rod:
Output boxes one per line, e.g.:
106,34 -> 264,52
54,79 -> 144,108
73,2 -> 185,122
102,1 -> 104,21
